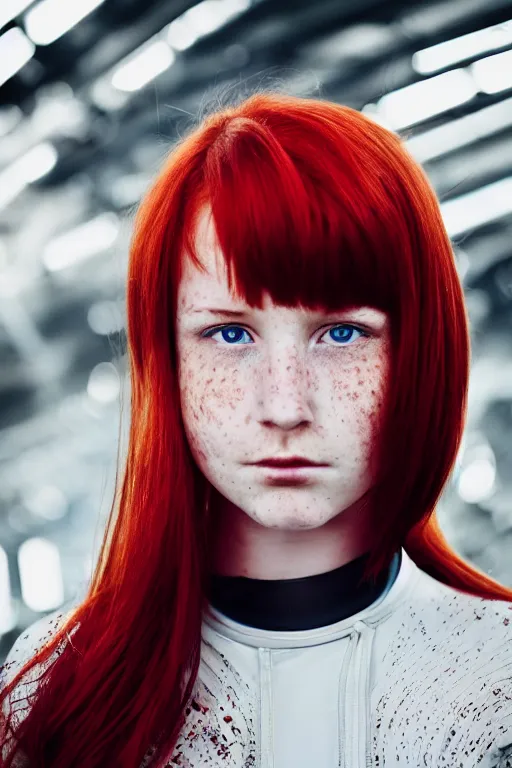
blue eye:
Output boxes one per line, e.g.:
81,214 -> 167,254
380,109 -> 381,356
201,324 -> 367,346
204,326 -> 252,345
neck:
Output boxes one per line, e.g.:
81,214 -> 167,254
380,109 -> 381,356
210,494 -> 376,580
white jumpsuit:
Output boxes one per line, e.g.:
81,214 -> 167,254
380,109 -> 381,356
2,549 -> 512,767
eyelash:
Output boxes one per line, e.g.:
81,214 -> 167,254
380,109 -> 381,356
200,323 -> 370,347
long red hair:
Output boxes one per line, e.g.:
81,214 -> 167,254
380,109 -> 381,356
1,91 -> 511,768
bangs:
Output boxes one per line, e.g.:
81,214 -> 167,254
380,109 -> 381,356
181,110 -> 416,316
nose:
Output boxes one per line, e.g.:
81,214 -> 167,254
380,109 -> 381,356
257,344 -> 314,430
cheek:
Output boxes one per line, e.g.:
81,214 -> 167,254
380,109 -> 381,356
330,348 -> 389,454
178,349 -> 247,453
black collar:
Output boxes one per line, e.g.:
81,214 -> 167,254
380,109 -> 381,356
208,550 -> 400,631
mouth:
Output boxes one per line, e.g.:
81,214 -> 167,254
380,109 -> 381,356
252,463 -> 325,485
252,458 -> 328,468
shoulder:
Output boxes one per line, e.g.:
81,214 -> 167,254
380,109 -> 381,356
406,569 -> 512,767
0,605 -> 78,766
410,566 -> 512,645
1,600 -> 79,690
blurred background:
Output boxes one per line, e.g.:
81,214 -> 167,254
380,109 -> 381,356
0,0 -> 511,660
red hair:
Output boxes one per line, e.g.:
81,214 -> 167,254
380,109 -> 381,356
2,91 -> 511,768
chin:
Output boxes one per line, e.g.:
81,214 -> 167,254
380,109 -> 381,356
250,505 -> 338,531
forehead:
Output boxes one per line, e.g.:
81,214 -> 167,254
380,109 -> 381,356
176,208 -> 387,324
178,208 -> 233,307
177,211 -> 306,318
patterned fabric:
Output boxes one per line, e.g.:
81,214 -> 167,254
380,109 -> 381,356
1,550 -> 511,767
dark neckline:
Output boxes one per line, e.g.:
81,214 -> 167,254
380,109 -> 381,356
207,550 -> 401,631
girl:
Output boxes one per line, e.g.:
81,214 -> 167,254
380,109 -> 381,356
1,91 -> 512,768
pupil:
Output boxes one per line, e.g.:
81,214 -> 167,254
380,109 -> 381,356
225,328 -> 242,342
332,327 -> 350,341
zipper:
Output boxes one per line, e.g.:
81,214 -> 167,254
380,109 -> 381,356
258,647 -> 274,768
338,631 -> 357,767
338,622 -> 375,768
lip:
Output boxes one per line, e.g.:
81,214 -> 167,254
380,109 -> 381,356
253,464 -> 325,485
251,457 -> 328,468
255,465 -> 323,473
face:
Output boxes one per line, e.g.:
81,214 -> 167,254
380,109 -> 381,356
175,208 -> 391,533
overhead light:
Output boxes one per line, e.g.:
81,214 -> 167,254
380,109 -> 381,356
87,362 -> 121,404
0,142 -> 57,210
166,14 -> 199,51
185,0 -> 250,35
458,458 -> 496,503
470,48 -> 512,95
0,0 -> 34,32
166,0 -> 251,51
0,26 -> 35,87
406,97 -> 512,162
42,212 -> 120,271
31,82 -> 89,140
361,103 -> 395,130
18,537 -> 64,613
111,39 -> 175,92
90,76 -> 130,111
19,142 -> 57,181
441,176 -> 512,237
413,19 -> 512,74
376,68 -> 477,130
457,444 -> 497,503
455,437 -> 497,504
24,0 -> 106,46
23,485 -> 68,521
0,104 -> 23,138
109,172 -> 150,208
0,547 -> 16,636
87,300 -> 124,335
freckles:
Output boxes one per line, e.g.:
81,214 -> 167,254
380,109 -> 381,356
187,367 -> 246,425
306,367 -> 320,393
330,354 -> 387,443
357,380 -> 387,450
209,369 -> 245,412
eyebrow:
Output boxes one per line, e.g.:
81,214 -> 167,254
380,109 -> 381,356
187,306 -> 387,324
188,308 -> 250,317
